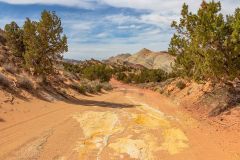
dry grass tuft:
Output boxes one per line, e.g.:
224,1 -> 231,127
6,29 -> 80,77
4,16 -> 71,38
17,76 -> 34,90
0,73 -> 12,88
3,63 -> 17,74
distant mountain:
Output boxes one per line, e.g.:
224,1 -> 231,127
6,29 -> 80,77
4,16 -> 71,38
107,53 -> 131,63
106,48 -> 175,72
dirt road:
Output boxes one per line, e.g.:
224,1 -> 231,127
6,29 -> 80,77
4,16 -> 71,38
0,80 -> 239,160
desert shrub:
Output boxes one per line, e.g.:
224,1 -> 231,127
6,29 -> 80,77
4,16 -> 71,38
101,82 -> 113,91
71,83 -> 86,94
85,85 -> 96,94
3,64 -> 17,74
83,64 -> 112,82
17,76 -> 33,90
115,68 -> 168,84
116,72 -> 127,81
0,73 -> 11,88
63,62 -> 81,74
176,81 -> 186,90
95,84 -> 102,92
36,76 -> 49,86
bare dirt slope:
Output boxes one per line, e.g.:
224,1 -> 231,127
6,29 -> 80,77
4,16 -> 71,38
0,79 -> 240,160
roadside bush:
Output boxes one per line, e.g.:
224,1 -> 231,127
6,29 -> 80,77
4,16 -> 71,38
71,83 -> 86,94
176,81 -> 186,90
83,64 -> 112,82
63,62 -> 81,74
115,68 -> 168,84
85,85 -> 96,94
17,76 -> 33,90
0,73 -> 12,88
3,64 -> 17,74
95,84 -> 102,92
101,82 -> 113,91
116,72 -> 127,81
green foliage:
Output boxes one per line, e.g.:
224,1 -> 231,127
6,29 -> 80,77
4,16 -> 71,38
84,84 -> 96,94
83,64 -> 112,82
176,81 -> 186,90
133,69 -> 168,83
23,10 -> 68,75
115,72 -> 127,81
115,68 -> 168,84
95,84 -> 102,92
63,62 -> 82,74
71,81 -> 112,95
71,83 -> 86,94
4,21 -> 25,57
101,82 -> 113,91
169,1 -> 240,80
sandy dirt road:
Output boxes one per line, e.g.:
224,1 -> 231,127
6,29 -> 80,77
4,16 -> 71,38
0,79 -> 240,160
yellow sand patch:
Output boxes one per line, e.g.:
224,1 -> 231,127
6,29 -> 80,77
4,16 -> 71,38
73,111 -> 123,159
160,128 -> 189,155
132,113 -> 170,129
109,134 -> 159,160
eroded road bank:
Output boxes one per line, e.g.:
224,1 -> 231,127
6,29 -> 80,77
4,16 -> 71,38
0,80 -> 239,160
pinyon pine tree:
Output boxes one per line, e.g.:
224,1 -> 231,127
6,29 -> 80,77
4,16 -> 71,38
23,10 -> 68,75
4,21 -> 25,58
169,1 -> 240,80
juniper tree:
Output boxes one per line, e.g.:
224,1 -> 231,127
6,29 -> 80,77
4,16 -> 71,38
4,21 -> 25,57
169,1 -> 240,80
23,10 -> 68,75
224,8 -> 240,77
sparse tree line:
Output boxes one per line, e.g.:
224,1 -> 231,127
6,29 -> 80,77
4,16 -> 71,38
4,10 -> 68,75
63,62 -> 112,82
114,68 -> 169,84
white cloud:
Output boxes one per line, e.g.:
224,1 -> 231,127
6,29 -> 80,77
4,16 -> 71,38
0,0 -> 237,14
140,13 -> 178,27
0,0 -> 96,9
95,32 -> 109,38
117,24 -> 142,29
104,14 -> 139,25
101,0 -> 238,14
70,21 -> 93,31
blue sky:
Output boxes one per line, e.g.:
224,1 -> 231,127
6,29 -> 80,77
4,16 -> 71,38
0,0 -> 238,60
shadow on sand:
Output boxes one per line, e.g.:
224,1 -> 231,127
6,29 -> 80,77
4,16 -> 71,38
36,84 -> 136,109
1,81 -> 136,109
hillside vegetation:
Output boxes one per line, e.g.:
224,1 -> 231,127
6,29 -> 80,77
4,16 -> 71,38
0,10 -> 113,103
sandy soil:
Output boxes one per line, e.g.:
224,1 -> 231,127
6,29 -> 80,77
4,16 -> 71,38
0,79 -> 239,160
